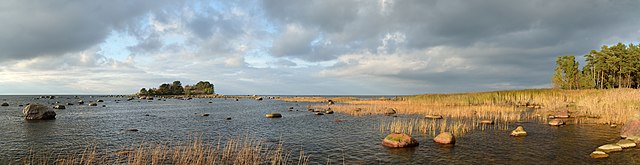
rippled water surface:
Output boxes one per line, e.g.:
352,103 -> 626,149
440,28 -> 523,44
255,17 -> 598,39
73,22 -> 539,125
1,95 -> 639,164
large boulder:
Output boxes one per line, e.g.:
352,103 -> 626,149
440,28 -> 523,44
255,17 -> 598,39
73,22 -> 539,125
382,133 -> 419,148
434,132 -> 456,144
22,104 -> 56,120
621,119 -> 640,138
510,126 -> 528,137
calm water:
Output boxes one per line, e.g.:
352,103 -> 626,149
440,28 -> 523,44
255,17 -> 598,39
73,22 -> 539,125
1,95 -> 639,164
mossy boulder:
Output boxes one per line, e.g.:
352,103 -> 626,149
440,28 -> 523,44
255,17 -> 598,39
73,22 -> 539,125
510,126 -> 527,137
382,133 -> 418,148
434,132 -> 455,144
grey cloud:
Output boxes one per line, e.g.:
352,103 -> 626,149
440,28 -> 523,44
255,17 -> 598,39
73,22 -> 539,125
0,0 -> 175,60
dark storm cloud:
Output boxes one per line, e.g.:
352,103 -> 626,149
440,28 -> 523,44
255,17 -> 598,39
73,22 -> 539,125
0,0 -> 175,60
264,0 -> 640,91
263,0 -> 640,59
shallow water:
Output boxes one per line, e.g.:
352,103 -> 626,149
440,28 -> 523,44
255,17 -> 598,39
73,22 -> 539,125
0,95 -> 638,164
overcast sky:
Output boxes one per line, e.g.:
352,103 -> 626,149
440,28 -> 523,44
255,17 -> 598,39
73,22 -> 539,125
0,0 -> 639,95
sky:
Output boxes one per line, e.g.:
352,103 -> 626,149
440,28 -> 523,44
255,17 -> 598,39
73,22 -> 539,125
0,0 -> 639,95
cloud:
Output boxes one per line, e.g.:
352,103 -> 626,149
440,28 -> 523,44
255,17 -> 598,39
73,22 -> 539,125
2,0 -> 640,95
0,0 -> 177,60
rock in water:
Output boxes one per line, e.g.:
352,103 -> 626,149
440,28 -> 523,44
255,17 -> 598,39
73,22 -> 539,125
424,115 -> 443,119
434,132 -> 456,144
325,110 -> 334,114
590,151 -> 609,159
1,102 -> 8,106
265,113 -> 282,118
555,111 -> 570,118
596,144 -> 622,153
510,126 -> 528,137
255,97 -> 263,101
53,105 -> 66,109
616,139 -> 636,148
548,119 -> 565,126
89,103 -> 98,106
22,104 -> 56,120
383,108 -> 396,116
382,133 -> 419,148
621,119 -> 640,138
480,120 -> 494,125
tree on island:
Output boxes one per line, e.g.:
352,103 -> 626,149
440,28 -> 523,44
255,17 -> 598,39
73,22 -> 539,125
138,80 -> 214,96
552,42 -> 640,89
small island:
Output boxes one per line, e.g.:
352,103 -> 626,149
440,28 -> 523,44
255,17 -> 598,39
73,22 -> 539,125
138,81 -> 215,96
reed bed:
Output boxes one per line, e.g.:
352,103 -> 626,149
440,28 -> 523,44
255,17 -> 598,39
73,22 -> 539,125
13,135 -> 309,165
311,88 -> 640,125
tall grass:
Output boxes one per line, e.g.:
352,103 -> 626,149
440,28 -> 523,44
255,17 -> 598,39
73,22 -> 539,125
312,88 -> 640,125
13,135 -> 309,165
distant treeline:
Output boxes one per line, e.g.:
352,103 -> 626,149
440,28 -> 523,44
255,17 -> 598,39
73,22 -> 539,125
553,42 -> 640,89
138,81 -> 215,95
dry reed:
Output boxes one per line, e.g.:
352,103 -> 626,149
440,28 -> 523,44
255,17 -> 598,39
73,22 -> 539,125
12,134 -> 309,165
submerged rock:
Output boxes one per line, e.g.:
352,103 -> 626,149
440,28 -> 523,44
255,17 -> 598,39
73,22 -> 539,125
590,151 -> 609,159
434,132 -> 456,144
265,113 -> 282,118
23,104 -> 56,120
382,133 -> 419,148
510,126 -> 528,137
596,144 -> 622,153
